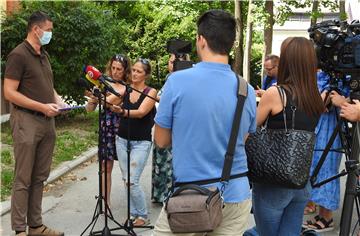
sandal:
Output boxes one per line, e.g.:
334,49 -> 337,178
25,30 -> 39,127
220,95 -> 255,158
133,216 -> 150,226
307,217 -> 334,232
304,204 -> 317,215
302,215 -> 321,227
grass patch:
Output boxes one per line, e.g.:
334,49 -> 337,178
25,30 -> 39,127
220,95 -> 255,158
1,121 -> 13,145
1,169 -> 14,200
1,111 -> 99,201
1,150 -> 13,165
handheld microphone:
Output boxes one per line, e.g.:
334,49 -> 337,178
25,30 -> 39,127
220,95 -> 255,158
83,65 -> 102,81
83,65 -> 121,97
77,77 -> 102,97
84,65 -> 120,84
84,73 -> 103,88
77,77 -> 93,91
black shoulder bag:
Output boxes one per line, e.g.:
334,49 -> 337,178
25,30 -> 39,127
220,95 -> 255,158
245,86 -> 315,189
164,74 -> 248,233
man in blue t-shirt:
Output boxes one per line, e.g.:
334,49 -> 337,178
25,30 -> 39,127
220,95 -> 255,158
256,54 -> 279,97
153,9 -> 257,236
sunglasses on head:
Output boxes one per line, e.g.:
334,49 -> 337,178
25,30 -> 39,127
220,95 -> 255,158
138,58 -> 150,65
113,54 -> 125,62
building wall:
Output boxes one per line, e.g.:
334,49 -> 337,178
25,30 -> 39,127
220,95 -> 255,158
272,21 -> 310,56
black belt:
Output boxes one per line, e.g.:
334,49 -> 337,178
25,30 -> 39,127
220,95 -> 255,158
13,105 -> 49,119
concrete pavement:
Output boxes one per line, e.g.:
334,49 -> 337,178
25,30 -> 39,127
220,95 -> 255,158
0,147 -> 358,236
0,149 -> 161,236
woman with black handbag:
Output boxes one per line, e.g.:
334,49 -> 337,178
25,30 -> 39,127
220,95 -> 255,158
249,37 -> 325,236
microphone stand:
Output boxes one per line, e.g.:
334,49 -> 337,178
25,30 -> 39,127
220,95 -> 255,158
81,87 -> 134,236
112,81 -> 157,235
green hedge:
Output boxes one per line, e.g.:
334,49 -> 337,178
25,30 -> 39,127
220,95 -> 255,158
1,1 -> 126,104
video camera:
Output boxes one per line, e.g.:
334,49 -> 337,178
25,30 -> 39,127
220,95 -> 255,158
308,20 -> 360,99
166,39 -> 194,72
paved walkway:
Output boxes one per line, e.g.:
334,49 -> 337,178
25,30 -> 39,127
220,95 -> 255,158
0,147 -> 358,236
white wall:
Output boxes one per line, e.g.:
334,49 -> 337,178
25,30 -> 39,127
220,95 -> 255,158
272,21 -> 310,56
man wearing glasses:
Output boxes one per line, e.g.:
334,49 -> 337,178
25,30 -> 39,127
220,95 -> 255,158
256,54 -> 279,97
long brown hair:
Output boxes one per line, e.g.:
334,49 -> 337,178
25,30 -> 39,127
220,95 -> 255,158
277,37 -> 324,116
105,54 -> 132,83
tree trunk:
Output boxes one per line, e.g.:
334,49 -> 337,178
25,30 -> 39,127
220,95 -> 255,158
261,0 -> 274,82
310,0 -> 319,27
339,0 -> 346,21
243,0 -> 253,82
233,0 -> 244,75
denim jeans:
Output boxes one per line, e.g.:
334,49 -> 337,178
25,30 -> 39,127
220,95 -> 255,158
252,182 -> 311,236
243,226 -> 259,236
116,136 -> 152,218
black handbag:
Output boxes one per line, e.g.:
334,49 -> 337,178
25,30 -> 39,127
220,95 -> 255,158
245,86 -> 315,189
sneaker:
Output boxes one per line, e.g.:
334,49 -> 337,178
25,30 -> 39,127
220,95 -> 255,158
133,216 -> 150,226
28,225 -> 64,236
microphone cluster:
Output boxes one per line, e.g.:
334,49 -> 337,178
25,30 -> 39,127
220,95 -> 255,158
82,65 -> 121,97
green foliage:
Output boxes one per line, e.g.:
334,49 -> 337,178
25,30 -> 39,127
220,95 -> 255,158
1,169 -> 14,201
1,121 -> 13,145
52,129 -> 96,166
1,150 -> 13,165
104,0 -> 236,88
249,32 -> 264,88
1,0 -> 265,95
276,0 -> 341,26
1,1 -> 125,104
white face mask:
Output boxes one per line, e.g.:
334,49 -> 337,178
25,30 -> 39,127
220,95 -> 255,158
37,28 -> 52,46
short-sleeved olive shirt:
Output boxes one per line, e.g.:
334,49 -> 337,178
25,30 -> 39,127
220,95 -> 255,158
5,40 -> 55,104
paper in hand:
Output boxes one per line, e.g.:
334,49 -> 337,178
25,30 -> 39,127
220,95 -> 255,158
58,105 -> 85,112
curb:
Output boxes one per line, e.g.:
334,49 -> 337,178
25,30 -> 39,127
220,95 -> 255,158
0,147 -> 98,216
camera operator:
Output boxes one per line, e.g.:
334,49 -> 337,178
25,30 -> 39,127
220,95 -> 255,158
151,52 -> 189,204
156,53 -> 189,100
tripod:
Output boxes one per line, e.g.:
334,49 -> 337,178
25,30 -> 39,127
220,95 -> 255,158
81,88 -> 135,236
112,81 -> 157,235
310,109 -> 360,235
340,122 -> 360,236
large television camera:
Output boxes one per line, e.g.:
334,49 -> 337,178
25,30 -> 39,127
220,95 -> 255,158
166,39 -> 194,72
308,20 -> 360,99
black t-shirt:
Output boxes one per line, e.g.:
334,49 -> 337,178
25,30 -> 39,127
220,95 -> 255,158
117,87 -> 156,141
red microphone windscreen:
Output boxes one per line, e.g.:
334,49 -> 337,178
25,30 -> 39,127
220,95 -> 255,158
85,65 -> 102,80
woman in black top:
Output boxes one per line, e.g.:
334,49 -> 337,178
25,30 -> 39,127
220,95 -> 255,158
113,58 -> 157,226
252,37 -> 325,236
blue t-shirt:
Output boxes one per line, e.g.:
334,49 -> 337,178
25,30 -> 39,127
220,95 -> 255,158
155,62 -> 257,203
262,75 -> 277,90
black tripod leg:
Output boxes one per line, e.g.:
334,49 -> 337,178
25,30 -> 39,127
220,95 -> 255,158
82,90 -> 136,236
81,198 -> 102,236
311,119 -> 343,185
340,122 -> 360,236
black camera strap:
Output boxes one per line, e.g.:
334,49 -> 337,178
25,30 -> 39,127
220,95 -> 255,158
174,74 -> 248,188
